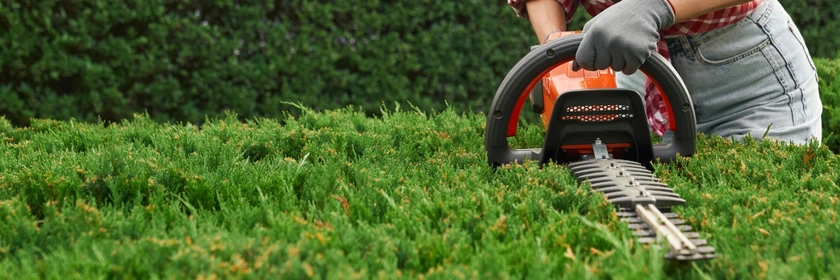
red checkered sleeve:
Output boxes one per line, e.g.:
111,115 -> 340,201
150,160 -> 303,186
507,0 -> 580,23
576,0 -> 763,36
662,0 -> 763,35
507,0 -> 764,35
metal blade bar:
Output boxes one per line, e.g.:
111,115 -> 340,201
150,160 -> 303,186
636,204 -> 697,254
569,155 -> 716,261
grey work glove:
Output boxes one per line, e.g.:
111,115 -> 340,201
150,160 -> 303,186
575,0 -> 675,74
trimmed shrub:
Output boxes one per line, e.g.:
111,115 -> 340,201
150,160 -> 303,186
0,108 -> 839,278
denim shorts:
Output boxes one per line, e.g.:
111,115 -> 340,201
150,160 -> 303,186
618,0 -> 822,145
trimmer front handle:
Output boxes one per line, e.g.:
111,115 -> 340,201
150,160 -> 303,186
485,34 -> 697,166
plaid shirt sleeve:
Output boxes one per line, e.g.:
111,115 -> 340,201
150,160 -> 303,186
662,0 -> 764,35
507,0 -> 580,23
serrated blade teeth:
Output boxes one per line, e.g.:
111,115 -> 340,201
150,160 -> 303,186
570,159 -> 716,261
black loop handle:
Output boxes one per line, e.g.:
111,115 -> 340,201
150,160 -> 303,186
485,34 -> 696,166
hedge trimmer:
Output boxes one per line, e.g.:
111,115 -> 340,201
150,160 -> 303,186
484,32 -> 716,261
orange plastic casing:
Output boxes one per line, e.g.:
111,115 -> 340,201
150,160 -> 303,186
536,31 -> 618,128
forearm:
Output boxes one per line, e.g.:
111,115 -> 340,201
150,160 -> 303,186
668,0 -> 754,23
525,0 -> 568,43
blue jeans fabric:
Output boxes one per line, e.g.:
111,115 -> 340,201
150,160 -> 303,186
619,0 -> 822,145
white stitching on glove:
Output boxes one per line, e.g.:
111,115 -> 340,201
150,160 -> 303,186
574,0 -> 675,74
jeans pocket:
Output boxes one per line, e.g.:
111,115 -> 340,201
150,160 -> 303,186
695,39 -> 770,65
692,11 -> 770,65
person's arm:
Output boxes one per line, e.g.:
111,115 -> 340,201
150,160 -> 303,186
525,0 -> 568,44
669,0 -> 754,23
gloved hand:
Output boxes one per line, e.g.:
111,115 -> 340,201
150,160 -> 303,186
575,0 -> 675,74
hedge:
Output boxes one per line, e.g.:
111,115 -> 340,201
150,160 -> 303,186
0,0 -> 837,130
0,108 -> 838,278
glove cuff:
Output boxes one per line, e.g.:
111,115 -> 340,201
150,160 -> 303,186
663,0 -> 676,15
652,0 -> 677,27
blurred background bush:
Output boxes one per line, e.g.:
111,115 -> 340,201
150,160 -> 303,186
1,0 -> 837,147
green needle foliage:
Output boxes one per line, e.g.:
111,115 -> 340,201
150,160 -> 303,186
0,106 -> 837,279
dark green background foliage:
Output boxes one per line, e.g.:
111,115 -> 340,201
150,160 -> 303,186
0,0 -> 837,129
0,0 -> 535,126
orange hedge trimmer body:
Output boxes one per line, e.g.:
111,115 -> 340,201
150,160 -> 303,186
529,32 -> 627,159
485,33 -> 715,261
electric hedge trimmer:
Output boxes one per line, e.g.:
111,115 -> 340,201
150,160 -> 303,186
484,32 -> 716,261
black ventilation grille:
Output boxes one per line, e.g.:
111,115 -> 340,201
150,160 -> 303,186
561,113 -> 635,122
565,104 -> 631,112
561,104 -> 634,122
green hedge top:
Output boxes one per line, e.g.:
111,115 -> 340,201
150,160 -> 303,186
0,108 -> 838,278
